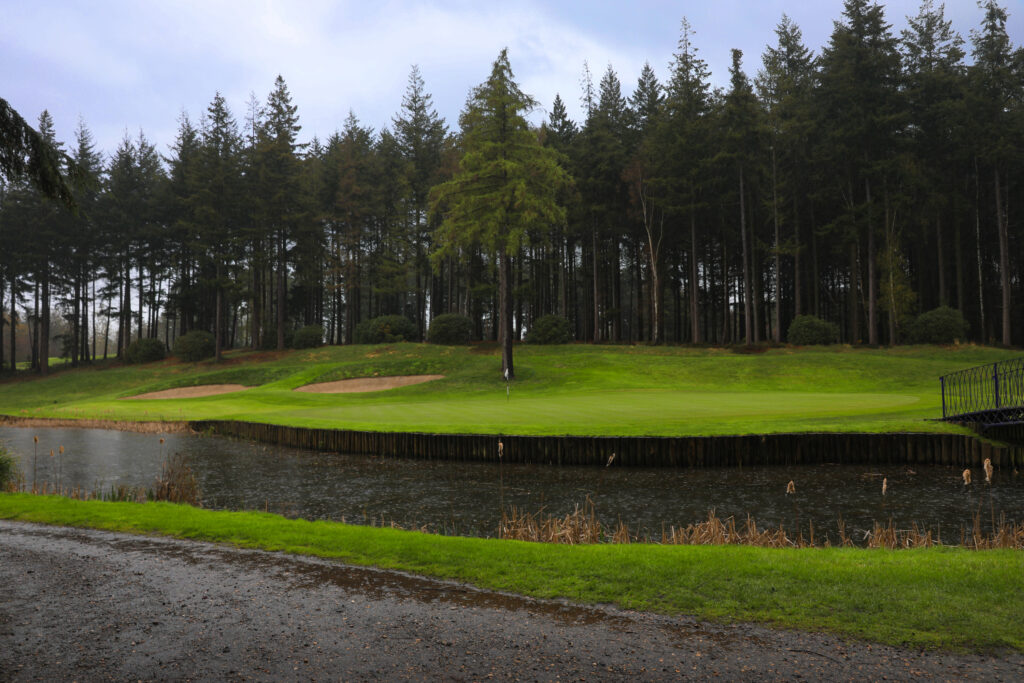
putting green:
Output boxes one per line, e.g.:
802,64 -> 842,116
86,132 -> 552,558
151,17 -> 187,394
0,344 -> 1012,436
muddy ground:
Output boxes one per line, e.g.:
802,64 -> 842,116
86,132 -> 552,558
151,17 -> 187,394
1,520 -> 1021,681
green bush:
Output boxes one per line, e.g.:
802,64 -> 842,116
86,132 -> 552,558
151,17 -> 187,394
259,328 -> 295,350
173,330 -> 216,362
525,315 -> 573,345
787,315 -> 839,345
0,445 -> 17,490
908,306 -> 969,344
427,313 -> 473,345
291,324 -> 324,349
124,338 -> 166,364
354,315 -> 418,344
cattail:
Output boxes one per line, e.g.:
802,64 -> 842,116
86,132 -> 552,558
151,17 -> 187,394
59,445 -> 64,455
786,480 -> 796,495
497,441 -> 503,458
50,449 -> 54,458
984,458 -> 993,484
882,477 -> 887,496
33,435 -> 38,444
963,469 -> 972,486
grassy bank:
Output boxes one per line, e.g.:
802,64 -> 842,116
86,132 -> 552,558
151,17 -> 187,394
0,344 -> 1014,436
1,493 -> 1021,652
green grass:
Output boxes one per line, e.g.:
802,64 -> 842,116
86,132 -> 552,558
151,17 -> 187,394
2,493 -> 1021,653
0,343 -> 1015,436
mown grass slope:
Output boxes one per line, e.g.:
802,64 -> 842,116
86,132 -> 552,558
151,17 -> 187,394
2,494 -> 1022,653
0,344 -> 1014,436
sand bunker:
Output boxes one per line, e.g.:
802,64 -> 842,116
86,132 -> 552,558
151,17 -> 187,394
296,375 -> 444,394
126,384 -> 248,400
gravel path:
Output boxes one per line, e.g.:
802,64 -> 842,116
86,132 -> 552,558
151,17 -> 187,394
1,520 -> 1021,681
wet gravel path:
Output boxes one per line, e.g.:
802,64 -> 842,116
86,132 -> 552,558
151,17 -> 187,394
1,520 -> 1021,681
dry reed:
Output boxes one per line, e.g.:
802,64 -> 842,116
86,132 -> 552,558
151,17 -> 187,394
498,504 -> 1024,550
0,416 -> 192,434
149,453 -> 201,505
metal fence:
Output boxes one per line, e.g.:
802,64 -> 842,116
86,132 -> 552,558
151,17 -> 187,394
941,357 -> 1024,425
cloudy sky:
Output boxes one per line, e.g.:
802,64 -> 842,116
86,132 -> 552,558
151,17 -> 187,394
3,0 -> 1021,157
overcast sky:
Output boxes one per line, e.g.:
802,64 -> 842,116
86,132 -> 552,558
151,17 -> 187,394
3,0 -> 1022,158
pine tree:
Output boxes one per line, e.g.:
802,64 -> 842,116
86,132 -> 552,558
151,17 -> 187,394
818,0 -> 903,344
393,66 -> 448,331
969,0 -> 1021,346
757,14 -> 817,337
660,17 -> 712,344
430,49 -> 570,377
0,97 -> 76,207
258,75 -> 303,350
195,93 -> 242,360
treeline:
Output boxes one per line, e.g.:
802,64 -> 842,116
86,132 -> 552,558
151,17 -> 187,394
1,0 -> 1022,375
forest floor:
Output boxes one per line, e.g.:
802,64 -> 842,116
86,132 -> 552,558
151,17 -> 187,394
0,342 -> 1015,436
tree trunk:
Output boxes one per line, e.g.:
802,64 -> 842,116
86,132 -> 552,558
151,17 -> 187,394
689,212 -> 700,344
0,275 -> 5,371
739,165 -> 752,345
794,199 -> 802,318
31,280 -> 39,370
996,168 -> 1010,346
592,229 -> 600,342
772,147 -> 781,343
277,236 -> 286,351
975,160 -> 985,341
215,262 -> 223,362
848,241 -> 859,344
936,215 -> 946,307
499,248 -> 514,378
39,270 -> 49,377
866,178 -> 877,346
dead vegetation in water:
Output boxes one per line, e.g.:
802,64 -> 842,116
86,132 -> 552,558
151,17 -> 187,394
150,453 -> 201,505
498,502 -> 1024,550
8,452 -> 201,506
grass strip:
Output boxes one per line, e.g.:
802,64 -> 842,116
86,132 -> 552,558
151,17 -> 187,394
2,493 -> 1022,653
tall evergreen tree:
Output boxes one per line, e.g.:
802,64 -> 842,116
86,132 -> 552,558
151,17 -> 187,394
661,17 -> 712,344
969,0 -> 1021,346
818,0 -> 903,344
431,49 -> 570,377
257,75 -> 303,350
393,66 -> 447,331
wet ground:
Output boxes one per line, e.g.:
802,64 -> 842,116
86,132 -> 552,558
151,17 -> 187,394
2,521 -> 1023,680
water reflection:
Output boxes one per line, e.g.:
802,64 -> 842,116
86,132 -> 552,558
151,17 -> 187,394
2,426 -> 1021,542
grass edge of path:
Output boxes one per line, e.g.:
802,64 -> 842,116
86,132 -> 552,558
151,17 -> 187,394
2,494 -> 1022,655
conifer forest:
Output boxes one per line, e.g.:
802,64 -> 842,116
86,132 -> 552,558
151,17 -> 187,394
1,0 -> 1023,375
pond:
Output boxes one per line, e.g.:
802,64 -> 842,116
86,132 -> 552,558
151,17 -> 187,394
2,426 -> 1022,543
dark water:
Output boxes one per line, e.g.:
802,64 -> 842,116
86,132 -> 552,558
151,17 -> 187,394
3,426 -> 1022,542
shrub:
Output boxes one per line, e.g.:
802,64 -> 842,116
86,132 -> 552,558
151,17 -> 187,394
908,306 -> 969,344
259,328 -> 295,350
427,313 -> 473,345
173,330 -> 216,362
525,315 -> 573,345
787,315 -> 839,345
124,338 -> 166,364
353,315 -> 418,344
291,324 -> 324,349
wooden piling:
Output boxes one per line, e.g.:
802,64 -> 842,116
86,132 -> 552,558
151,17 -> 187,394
185,420 -> 1020,470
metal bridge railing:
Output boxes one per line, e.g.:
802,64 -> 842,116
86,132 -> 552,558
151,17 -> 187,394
941,357 -> 1024,421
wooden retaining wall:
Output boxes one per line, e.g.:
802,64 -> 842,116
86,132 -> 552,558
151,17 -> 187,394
188,420 -> 1024,469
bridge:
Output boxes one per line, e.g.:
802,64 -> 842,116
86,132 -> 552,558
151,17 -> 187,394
941,357 -> 1024,426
